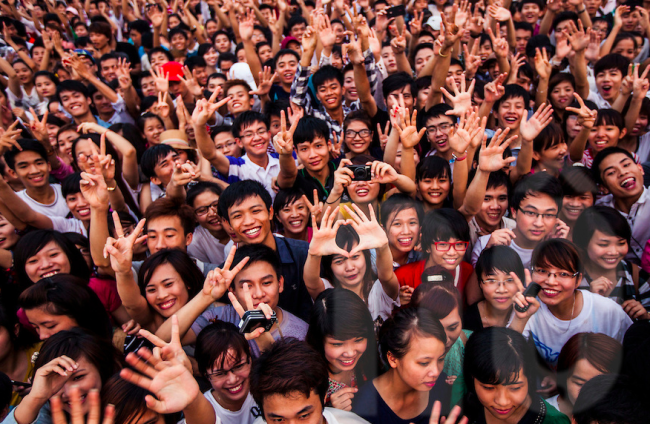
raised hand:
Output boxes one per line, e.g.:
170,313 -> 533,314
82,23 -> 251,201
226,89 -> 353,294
192,91 -> 232,127
79,157 -> 110,209
441,13 -> 463,48
170,161 -> 199,187
563,19 -> 590,52
148,6 -> 164,28
463,42 -> 482,78
135,316 -> 192,372
318,14 -> 337,49
441,73 -> 475,117
50,387 -> 114,424
228,284 -> 275,340
0,120 -> 22,155
428,401 -> 468,424
329,130 -> 342,159
455,0 -> 470,27
487,23 -> 509,58
632,63 -> 650,99
308,206 -> 349,257
565,93 -> 597,129
29,356 -> 78,404
410,11 -> 424,36
377,121 -> 390,150
239,8 -> 255,41
156,91 -> 170,119
103,212 -> 147,274
301,189 -> 324,223
487,4 -> 511,22
115,57 -> 133,90
394,107 -> 425,149
249,66 -> 277,97
27,108 -> 49,144
478,128 -> 517,172
302,25 -> 318,52
512,269 -> 541,320
484,73 -> 507,103
149,66 -> 169,94
585,31 -> 601,63
448,109 -> 483,154
344,203 -> 388,255
203,247 -> 250,301
179,65 -> 203,97
370,161 -> 400,184
272,110 -> 299,155
519,102 -> 554,141
534,48 -> 552,80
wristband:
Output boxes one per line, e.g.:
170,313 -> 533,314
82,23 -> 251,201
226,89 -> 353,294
576,8 -> 586,13
439,47 -> 453,58
450,151 -> 467,163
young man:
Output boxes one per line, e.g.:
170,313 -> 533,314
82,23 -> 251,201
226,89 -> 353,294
98,53 -> 119,82
141,144 -> 180,202
158,244 -> 308,353
3,140 -> 70,217
514,22 -> 534,55
217,180 -> 313,321
224,80 -> 256,118
250,339 -> 368,424
468,170 -> 515,247
593,147 -> 649,264
212,126 -> 242,158
277,116 -> 337,202
421,104 -> 456,162
588,54 -> 629,109
88,21 -> 113,57
56,81 -> 110,127
471,172 -> 566,270
271,50 -> 300,101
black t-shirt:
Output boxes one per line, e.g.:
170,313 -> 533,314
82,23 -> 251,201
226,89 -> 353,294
270,84 -> 291,102
463,303 -> 484,333
293,161 -> 338,203
351,373 -> 451,424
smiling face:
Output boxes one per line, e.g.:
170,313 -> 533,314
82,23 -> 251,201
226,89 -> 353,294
100,58 -> 118,81
532,264 -> 580,307
475,372 -> 530,421
227,195 -> 274,245
533,141 -> 568,171
560,193 -> 593,224
146,215 -> 192,254
598,153 -> 644,201
587,229 -> 628,271
348,180 -> 380,205
512,193 -> 559,248
144,262 -> 190,317
331,247 -> 367,292
389,333 -> 446,391
385,208 -> 419,255
65,192 -> 91,221
612,38 -> 636,61
588,123 -> 625,154
0,214 -> 18,250
208,348 -> 251,405
343,70 -> 357,102
13,150 -> 50,189
418,174 -> 451,208
595,68 -> 623,102
226,85 -> 255,115
295,137 -> 330,173
495,96 -> 526,131
324,336 -> 368,373
13,61 -> 33,85
426,115 -> 454,153
192,191 -> 224,233
344,121 -> 372,155
480,270 -> 518,312
231,260 -> 283,309
26,305 -> 77,340
56,355 -> 102,414
60,90 -> 92,118
476,185 -> 509,231
316,79 -> 345,111
426,237 -> 465,271
143,117 -> 165,145
35,75 -> 57,98
277,198 -> 309,237
550,80 -> 575,111
237,120 -> 270,159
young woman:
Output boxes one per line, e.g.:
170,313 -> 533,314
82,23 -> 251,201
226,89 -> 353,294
4,58 -> 40,112
304,205 -> 400,328
106,236 -> 203,332
306,289 -> 378,410
6,328 -> 123,424
273,187 -> 312,242
532,122 -> 568,176
416,156 -> 453,212
19,275 -> 114,341
573,206 -> 650,319
186,182 -> 230,265
463,327 -> 569,423
557,167 -> 597,241
548,332 -> 622,420
380,194 -> 424,268
0,300 -> 39,408
351,307 -> 450,424
548,73 -> 577,122
195,321 -> 258,424
511,239 -> 633,369
464,246 -> 525,331
138,112 -> 166,146
343,111 -> 382,160
101,375 -> 176,424
414,282 -> 471,388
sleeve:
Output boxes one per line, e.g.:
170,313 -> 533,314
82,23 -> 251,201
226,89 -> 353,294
49,158 -> 75,181
50,217 -> 86,235
111,93 -> 127,112
2,401 -> 52,424
362,48 -> 378,96
290,64 -> 313,114
471,237 -> 486,267
190,306 -> 219,336
226,155 -> 247,179
319,53 -> 332,67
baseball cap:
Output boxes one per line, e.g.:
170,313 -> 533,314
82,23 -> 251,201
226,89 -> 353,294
161,61 -> 184,82
425,16 -> 442,31
73,49 -> 96,65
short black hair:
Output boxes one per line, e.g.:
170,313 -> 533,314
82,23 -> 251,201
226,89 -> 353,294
573,375 -> 648,424
475,245 -> 525,283
382,72 -> 416,100
232,243 -> 281,281
186,181 -> 223,209
147,46 -> 174,64
595,108 -> 624,130
232,111 -> 268,139
594,53 -> 630,77
140,144 -> 177,179
217,180 -> 272,222
421,209 -> 470,250
416,155 -> 451,182
56,80 -> 90,103
294,116 -> 331,146
591,146 -> 636,185
380,193 -> 425,229
573,205 -> 632,251
510,172 -> 563,212
525,34 -> 554,58
559,166 -> 598,199
4,139 -> 48,170
287,15 -> 308,31
250,339 -> 329,416
185,55 -> 207,71
312,65 -> 343,90
61,172 -> 82,197
494,84 -> 531,112
273,48 -> 300,69
514,21 -> 534,33
551,11 -> 579,31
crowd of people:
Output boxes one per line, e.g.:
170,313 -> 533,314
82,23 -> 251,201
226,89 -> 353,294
0,0 -> 650,422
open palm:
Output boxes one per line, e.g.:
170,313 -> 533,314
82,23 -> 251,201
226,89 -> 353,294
309,207 -> 349,257
344,204 -> 388,255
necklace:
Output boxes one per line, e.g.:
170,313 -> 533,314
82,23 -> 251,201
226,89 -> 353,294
561,292 -> 576,334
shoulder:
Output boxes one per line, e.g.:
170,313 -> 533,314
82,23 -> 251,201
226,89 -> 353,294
324,407 -> 372,424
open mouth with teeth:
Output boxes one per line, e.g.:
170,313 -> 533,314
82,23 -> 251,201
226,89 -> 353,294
600,85 -> 613,97
355,187 -> 369,197
485,212 -> 502,223
541,288 -> 560,298
243,227 -> 262,239
77,207 -> 91,218
225,383 -> 244,395
287,218 -> 304,229
41,270 -> 60,278
563,206 -> 583,217
158,298 -> 177,310
65,394 -> 87,407
620,177 -> 636,190
396,237 -> 413,247
337,357 -> 358,368
503,116 -> 519,125
601,256 -> 620,265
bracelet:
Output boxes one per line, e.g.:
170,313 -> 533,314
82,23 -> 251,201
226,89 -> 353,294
439,47 -> 452,58
450,151 -> 467,163
577,8 -> 586,13
325,192 -> 343,204
107,181 -> 117,191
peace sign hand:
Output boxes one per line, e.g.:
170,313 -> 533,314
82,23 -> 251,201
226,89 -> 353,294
565,93 -> 597,129
204,247 -> 250,301
377,122 -> 391,150
330,130 -> 342,159
301,189 -> 324,224
512,270 -> 541,320
28,108 -> 49,144
272,110 -> 299,155
135,316 -> 192,372
228,285 -> 275,340
103,212 -> 147,274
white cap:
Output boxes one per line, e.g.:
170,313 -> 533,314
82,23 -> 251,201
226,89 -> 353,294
425,16 -> 442,31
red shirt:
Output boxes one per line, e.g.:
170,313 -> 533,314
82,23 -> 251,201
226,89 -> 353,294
395,260 -> 474,306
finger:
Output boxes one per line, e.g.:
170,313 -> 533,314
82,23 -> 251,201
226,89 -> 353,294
228,291 -> 246,317
112,210 -> 124,238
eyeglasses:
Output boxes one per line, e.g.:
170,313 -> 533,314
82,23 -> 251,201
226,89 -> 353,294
206,359 -> 250,380
434,241 -> 469,252
482,278 -> 517,286
531,267 -> 579,281
194,200 -> 219,216
241,129 -> 268,139
345,129 -> 372,139
426,123 -> 453,136
517,208 -> 558,221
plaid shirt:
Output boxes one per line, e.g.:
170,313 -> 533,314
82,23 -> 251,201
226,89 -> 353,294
290,49 -> 378,140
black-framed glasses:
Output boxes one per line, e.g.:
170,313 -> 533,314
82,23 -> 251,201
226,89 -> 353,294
531,267 -> 579,281
426,123 -> 453,136
206,359 -> 251,380
344,129 -> 372,139
434,241 -> 469,252
517,208 -> 558,221
195,201 -> 219,216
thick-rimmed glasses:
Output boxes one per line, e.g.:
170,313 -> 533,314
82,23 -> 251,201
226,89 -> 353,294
426,123 -> 453,136
434,241 -> 469,252
345,129 -> 372,139
195,201 -> 219,216
206,359 -> 251,380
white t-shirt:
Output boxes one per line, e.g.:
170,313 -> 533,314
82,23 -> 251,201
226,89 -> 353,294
50,216 -> 87,236
322,279 -> 400,324
188,226 -> 226,265
471,236 -> 533,269
522,290 -> 632,369
16,184 -> 70,218
253,407 -> 370,424
204,390 -> 257,424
